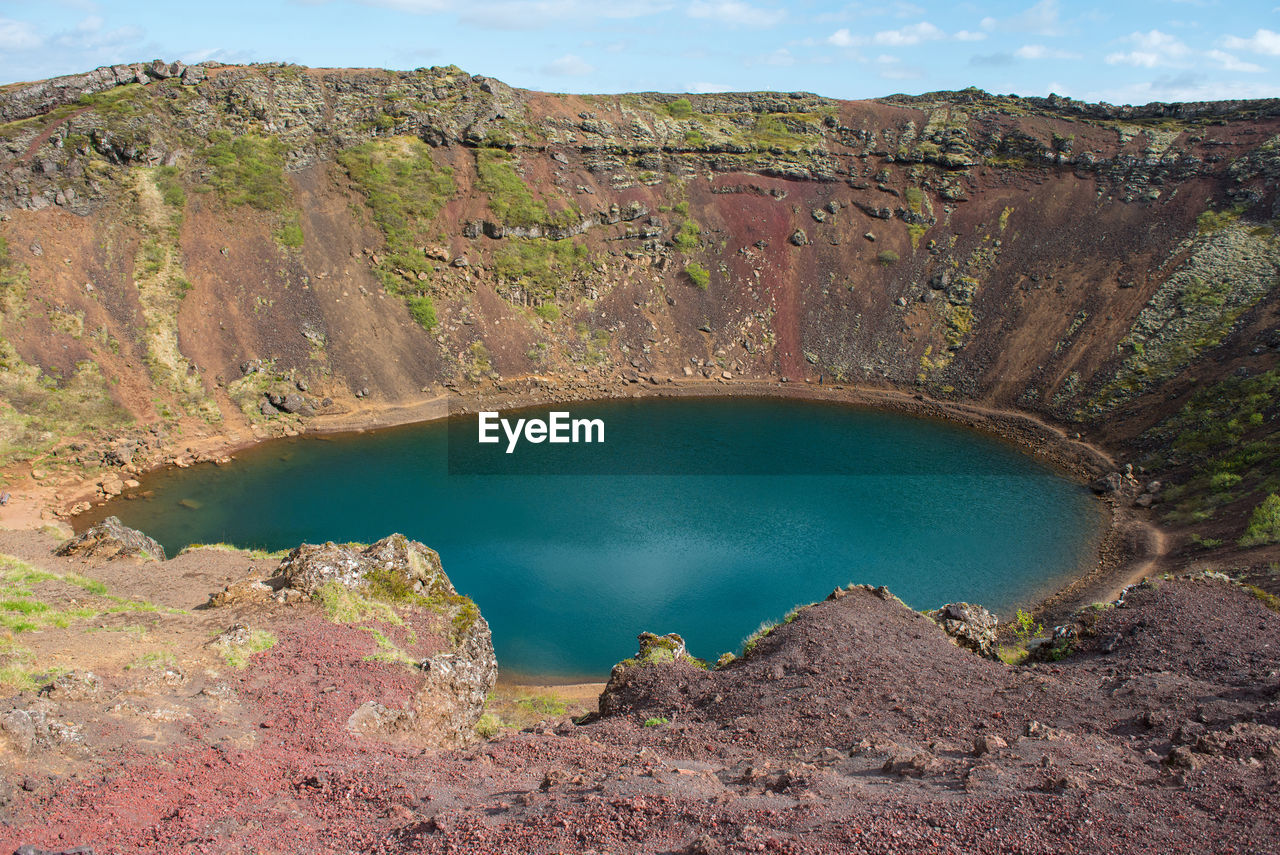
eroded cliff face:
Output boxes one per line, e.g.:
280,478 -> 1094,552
0,62 -> 1278,553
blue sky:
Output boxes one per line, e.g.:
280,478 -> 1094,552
1,0 -> 1278,103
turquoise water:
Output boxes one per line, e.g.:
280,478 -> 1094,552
104,397 -> 1103,678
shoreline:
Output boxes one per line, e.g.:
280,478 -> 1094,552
12,374 -> 1163,669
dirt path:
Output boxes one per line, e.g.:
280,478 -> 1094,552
3,106 -> 92,171
1106,521 -> 1167,600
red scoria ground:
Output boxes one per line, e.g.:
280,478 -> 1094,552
1,532 -> 1279,854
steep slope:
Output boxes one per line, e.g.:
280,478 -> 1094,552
0,61 -> 1277,567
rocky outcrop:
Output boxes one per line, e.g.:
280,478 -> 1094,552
406,608 -> 496,747
212,533 -> 494,747
277,534 -> 456,598
925,602 -> 999,659
55,516 -> 166,562
599,632 -> 700,716
342,608 -> 497,750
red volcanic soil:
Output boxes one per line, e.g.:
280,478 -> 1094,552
4,561 -> 1279,854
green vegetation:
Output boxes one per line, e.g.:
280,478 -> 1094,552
178,543 -> 290,560
493,239 -> 592,306
876,249 -> 899,265
673,218 -> 701,252
908,223 -> 928,250
476,148 -> 576,229
154,165 -> 186,210
576,324 -> 612,365
1012,608 -> 1043,642
126,650 -> 177,671
1141,369 -> 1280,531
904,187 -> 924,214
476,712 -> 502,738
643,716 -> 670,727
0,345 -> 129,464
741,619 -> 778,656
338,136 -> 456,292
685,262 -> 710,290
219,629 -> 278,669
516,693 -> 567,717
360,627 -> 415,666
315,580 -> 404,625
1240,494 -> 1280,547
314,562 -> 481,646
274,211 -> 304,248
1197,206 -> 1243,234
996,646 -> 1029,666
201,131 -> 291,210
944,304 -> 974,350
732,113 -> 815,152
0,552 -> 162,679
1092,225 -> 1279,414
1245,585 -> 1280,612
665,98 -> 693,119
0,638 -> 39,691
465,341 -> 493,382
408,295 -> 437,331
534,302 -> 561,322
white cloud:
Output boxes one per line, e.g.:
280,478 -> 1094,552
1205,49 -> 1265,72
1089,74 -> 1279,105
687,0 -> 785,28
815,1 -> 925,23
690,81 -> 734,93
827,28 -> 857,47
872,20 -> 944,45
0,17 -> 42,51
1015,44 -> 1081,60
541,54 -> 595,76
1004,0 -> 1066,36
826,20 -> 946,48
1221,28 -> 1280,56
763,48 -> 795,66
181,47 -> 258,65
954,30 -> 987,41
1105,30 -> 1191,67
365,0 -> 673,28
53,16 -> 145,53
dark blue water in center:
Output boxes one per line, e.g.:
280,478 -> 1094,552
104,397 -> 1104,678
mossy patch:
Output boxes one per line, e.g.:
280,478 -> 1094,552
201,131 -> 291,211
0,344 -> 129,464
337,135 -> 455,293
476,148 -> 576,229
1240,494 -> 1280,548
219,629 -> 278,669
493,239 -> 591,306
684,262 -> 710,290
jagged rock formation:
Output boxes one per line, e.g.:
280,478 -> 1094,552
277,534 -> 456,598
53,516 -> 165,561
926,601 -> 999,659
208,532 -> 496,747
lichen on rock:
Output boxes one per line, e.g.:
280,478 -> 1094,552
926,601 -> 999,659
55,516 -> 166,562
